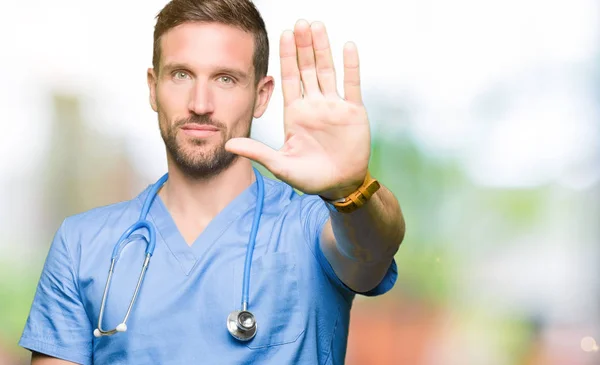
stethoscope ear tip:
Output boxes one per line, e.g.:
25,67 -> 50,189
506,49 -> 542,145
93,329 -> 101,338
116,323 -> 128,332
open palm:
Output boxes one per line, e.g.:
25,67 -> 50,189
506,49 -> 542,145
226,20 -> 371,199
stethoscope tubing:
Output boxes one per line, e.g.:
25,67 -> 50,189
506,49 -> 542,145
241,168 -> 264,310
95,168 -> 264,338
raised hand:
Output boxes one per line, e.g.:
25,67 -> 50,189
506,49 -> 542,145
226,20 -> 371,200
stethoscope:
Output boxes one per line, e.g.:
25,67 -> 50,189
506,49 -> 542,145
93,167 -> 265,342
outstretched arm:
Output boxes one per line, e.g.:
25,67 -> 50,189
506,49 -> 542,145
226,19 -> 405,293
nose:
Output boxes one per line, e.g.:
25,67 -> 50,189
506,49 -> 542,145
188,80 -> 214,115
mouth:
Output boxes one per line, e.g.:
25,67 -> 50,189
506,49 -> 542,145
180,124 -> 220,138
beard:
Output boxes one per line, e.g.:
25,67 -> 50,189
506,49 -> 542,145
159,113 -> 250,180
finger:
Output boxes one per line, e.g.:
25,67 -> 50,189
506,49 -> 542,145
280,30 -> 301,106
343,41 -> 363,105
225,138 -> 285,175
294,19 -> 320,96
310,22 -> 337,97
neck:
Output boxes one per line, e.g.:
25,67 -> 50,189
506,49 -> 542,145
159,157 -> 256,228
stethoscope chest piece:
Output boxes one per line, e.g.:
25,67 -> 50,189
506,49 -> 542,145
227,310 -> 257,341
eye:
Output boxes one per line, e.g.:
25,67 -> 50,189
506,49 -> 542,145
218,75 -> 235,84
173,71 -> 190,80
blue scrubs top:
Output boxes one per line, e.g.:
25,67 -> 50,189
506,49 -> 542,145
20,176 -> 397,365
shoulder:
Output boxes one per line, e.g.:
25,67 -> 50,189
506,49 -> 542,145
261,176 -> 330,241
64,201 -> 130,229
261,176 -> 328,216
59,186 -> 151,245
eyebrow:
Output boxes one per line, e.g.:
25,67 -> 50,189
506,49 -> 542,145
161,62 -> 250,81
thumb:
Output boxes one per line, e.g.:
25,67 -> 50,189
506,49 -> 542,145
225,137 -> 284,174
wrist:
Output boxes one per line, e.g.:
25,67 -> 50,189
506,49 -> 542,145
318,171 -> 381,214
318,180 -> 364,201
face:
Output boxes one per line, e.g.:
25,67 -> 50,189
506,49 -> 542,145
147,22 -> 273,179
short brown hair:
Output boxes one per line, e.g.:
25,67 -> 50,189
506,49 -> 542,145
152,0 -> 269,82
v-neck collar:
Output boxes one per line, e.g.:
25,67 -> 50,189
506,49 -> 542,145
138,178 -> 262,276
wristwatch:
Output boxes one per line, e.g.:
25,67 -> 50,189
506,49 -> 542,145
321,171 -> 381,213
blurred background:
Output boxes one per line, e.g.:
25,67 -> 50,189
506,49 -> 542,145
1,0 -> 598,364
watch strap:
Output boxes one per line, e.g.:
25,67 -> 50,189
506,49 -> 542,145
322,171 -> 381,213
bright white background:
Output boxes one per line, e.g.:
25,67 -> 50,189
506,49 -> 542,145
1,0 -> 598,187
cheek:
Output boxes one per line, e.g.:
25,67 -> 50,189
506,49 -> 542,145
213,89 -> 256,127
157,84 -> 190,120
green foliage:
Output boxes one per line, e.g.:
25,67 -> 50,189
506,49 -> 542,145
0,258 -> 42,355
369,133 -> 546,306
370,134 -> 467,302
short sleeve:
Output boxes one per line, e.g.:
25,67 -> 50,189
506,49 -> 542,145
300,195 -> 398,298
19,220 -> 93,365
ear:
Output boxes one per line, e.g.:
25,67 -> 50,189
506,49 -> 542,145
253,76 -> 275,118
147,68 -> 158,112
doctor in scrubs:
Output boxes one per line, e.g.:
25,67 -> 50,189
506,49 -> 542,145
20,0 -> 406,364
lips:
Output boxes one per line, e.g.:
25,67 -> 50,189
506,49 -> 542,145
180,124 -> 219,132
179,124 -> 220,138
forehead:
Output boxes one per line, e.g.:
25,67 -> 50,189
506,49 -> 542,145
159,22 -> 255,73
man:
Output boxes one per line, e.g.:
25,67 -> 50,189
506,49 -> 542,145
19,0 -> 405,364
